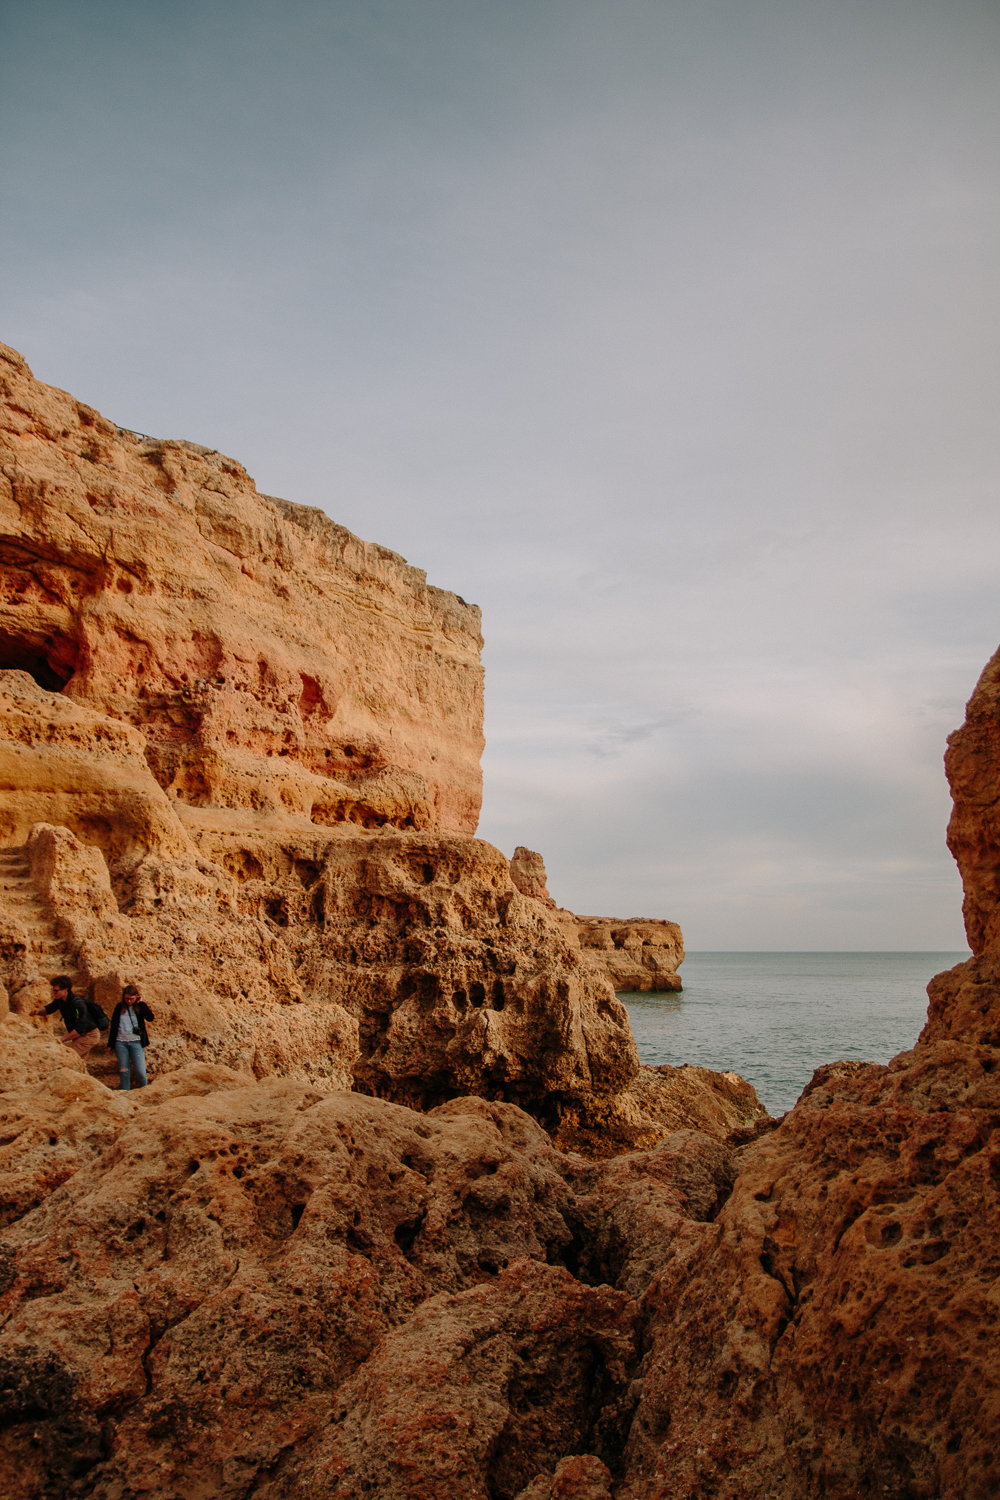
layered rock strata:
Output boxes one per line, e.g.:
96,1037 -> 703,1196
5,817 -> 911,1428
2,652 -> 997,1497
509,846 -> 684,993
17,345 -> 994,1497
0,340 -> 483,838
0,345 -> 739,1148
0,664 -> 640,1121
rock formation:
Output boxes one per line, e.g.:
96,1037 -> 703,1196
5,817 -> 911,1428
0,344 -> 652,1130
509,847 -> 558,907
0,343 -> 747,1145
17,343 -> 997,1498
0,1038 -> 743,1500
508,847 -> 684,993
1,337 -> 483,836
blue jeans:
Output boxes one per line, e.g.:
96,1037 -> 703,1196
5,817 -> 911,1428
114,1039 -> 147,1089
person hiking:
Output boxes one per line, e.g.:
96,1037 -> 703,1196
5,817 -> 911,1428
30,975 -> 101,1060
107,984 -> 154,1090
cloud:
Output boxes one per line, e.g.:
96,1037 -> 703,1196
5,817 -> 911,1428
1,0 -> 998,946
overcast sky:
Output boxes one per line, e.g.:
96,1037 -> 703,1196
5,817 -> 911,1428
3,0 -> 999,948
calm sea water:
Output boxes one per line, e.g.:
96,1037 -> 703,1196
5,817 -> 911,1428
618,951 -> 970,1117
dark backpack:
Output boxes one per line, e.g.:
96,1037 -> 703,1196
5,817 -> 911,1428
86,999 -> 111,1032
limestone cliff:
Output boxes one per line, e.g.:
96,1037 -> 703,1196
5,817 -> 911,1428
1,343 -> 732,1143
1,340 -> 482,838
509,846 -> 684,993
2,622 -> 995,1496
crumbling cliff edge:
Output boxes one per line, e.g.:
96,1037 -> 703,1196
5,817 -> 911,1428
2,342 -> 995,1499
509,846 -> 684,994
0,340 -> 745,1158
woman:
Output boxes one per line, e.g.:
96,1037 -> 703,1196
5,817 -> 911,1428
107,984 -> 155,1090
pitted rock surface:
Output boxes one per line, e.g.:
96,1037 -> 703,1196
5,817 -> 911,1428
508,847 -> 685,994
7,344 -> 996,1498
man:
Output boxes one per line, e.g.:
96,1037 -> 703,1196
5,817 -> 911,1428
30,975 -> 101,1060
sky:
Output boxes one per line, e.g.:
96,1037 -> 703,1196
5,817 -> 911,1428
2,0 -> 999,949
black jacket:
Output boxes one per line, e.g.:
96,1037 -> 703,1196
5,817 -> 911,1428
43,993 -> 97,1036
107,1001 -> 154,1049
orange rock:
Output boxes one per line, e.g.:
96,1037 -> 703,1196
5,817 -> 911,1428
508,847 -> 685,993
617,1045 -> 1000,1498
0,344 -> 855,1500
0,1069 -> 647,1498
0,345 -> 646,1121
509,847 -> 558,907
0,341 -> 483,837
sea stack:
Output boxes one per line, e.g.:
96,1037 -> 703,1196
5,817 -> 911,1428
508,845 -> 685,993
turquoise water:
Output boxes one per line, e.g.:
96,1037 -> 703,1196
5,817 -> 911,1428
618,951 -> 970,1118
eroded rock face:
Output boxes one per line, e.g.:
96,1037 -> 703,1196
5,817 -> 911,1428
600,655 -> 1000,1500
0,1047 -> 737,1500
565,916 -> 684,994
0,668 -> 638,1115
0,341 -> 483,837
921,642 -> 1000,1051
508,847 -> 684,993
617,1047 -> 1000,1500
15,342 -> 996,1498
17,957 -> 994,1500
549,1063 -> 770,1160
0,346 -> 649,1125
187,824 -> 640,1115
510,847 -> 558,907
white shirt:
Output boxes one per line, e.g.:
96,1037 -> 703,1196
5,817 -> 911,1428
118,1004 -> 140,1041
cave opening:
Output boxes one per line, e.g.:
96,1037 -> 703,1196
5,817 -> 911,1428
0,628 -> 77,693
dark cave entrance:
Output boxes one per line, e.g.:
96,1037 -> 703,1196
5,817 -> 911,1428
0,629 -> 78,693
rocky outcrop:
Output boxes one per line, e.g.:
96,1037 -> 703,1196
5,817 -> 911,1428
920,643 -> 1000,1051
508,847 -> 684,993
7,975 -> 996,1500
0,1037 -> 743,1500
20,342 -> 990,1498
510,847 -> 558,907
560,916 -> 684,994
0,345 -> 650,1127
0,345 -> 741,1146
0,686 -> 643,1131
601,651 -> 1000,1499
0,341 -> 483,837
0,668 -> 640,1121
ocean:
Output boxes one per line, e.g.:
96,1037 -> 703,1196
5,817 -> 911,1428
618,950 -> 970,1118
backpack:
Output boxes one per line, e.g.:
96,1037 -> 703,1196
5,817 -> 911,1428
86,999 -> 111,1032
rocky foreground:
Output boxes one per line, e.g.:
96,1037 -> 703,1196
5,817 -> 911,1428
1,344 -> 998,1497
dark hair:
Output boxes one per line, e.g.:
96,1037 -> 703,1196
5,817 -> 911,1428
122,985 -> 141,1001
50,974 -> 73,991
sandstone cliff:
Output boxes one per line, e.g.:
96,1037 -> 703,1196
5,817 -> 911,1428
509,846 -> 684,993
3,636 -> 996,1497
31,342 -> 999,1500
0,344 -> 744,1147
1,339 -> 483,836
